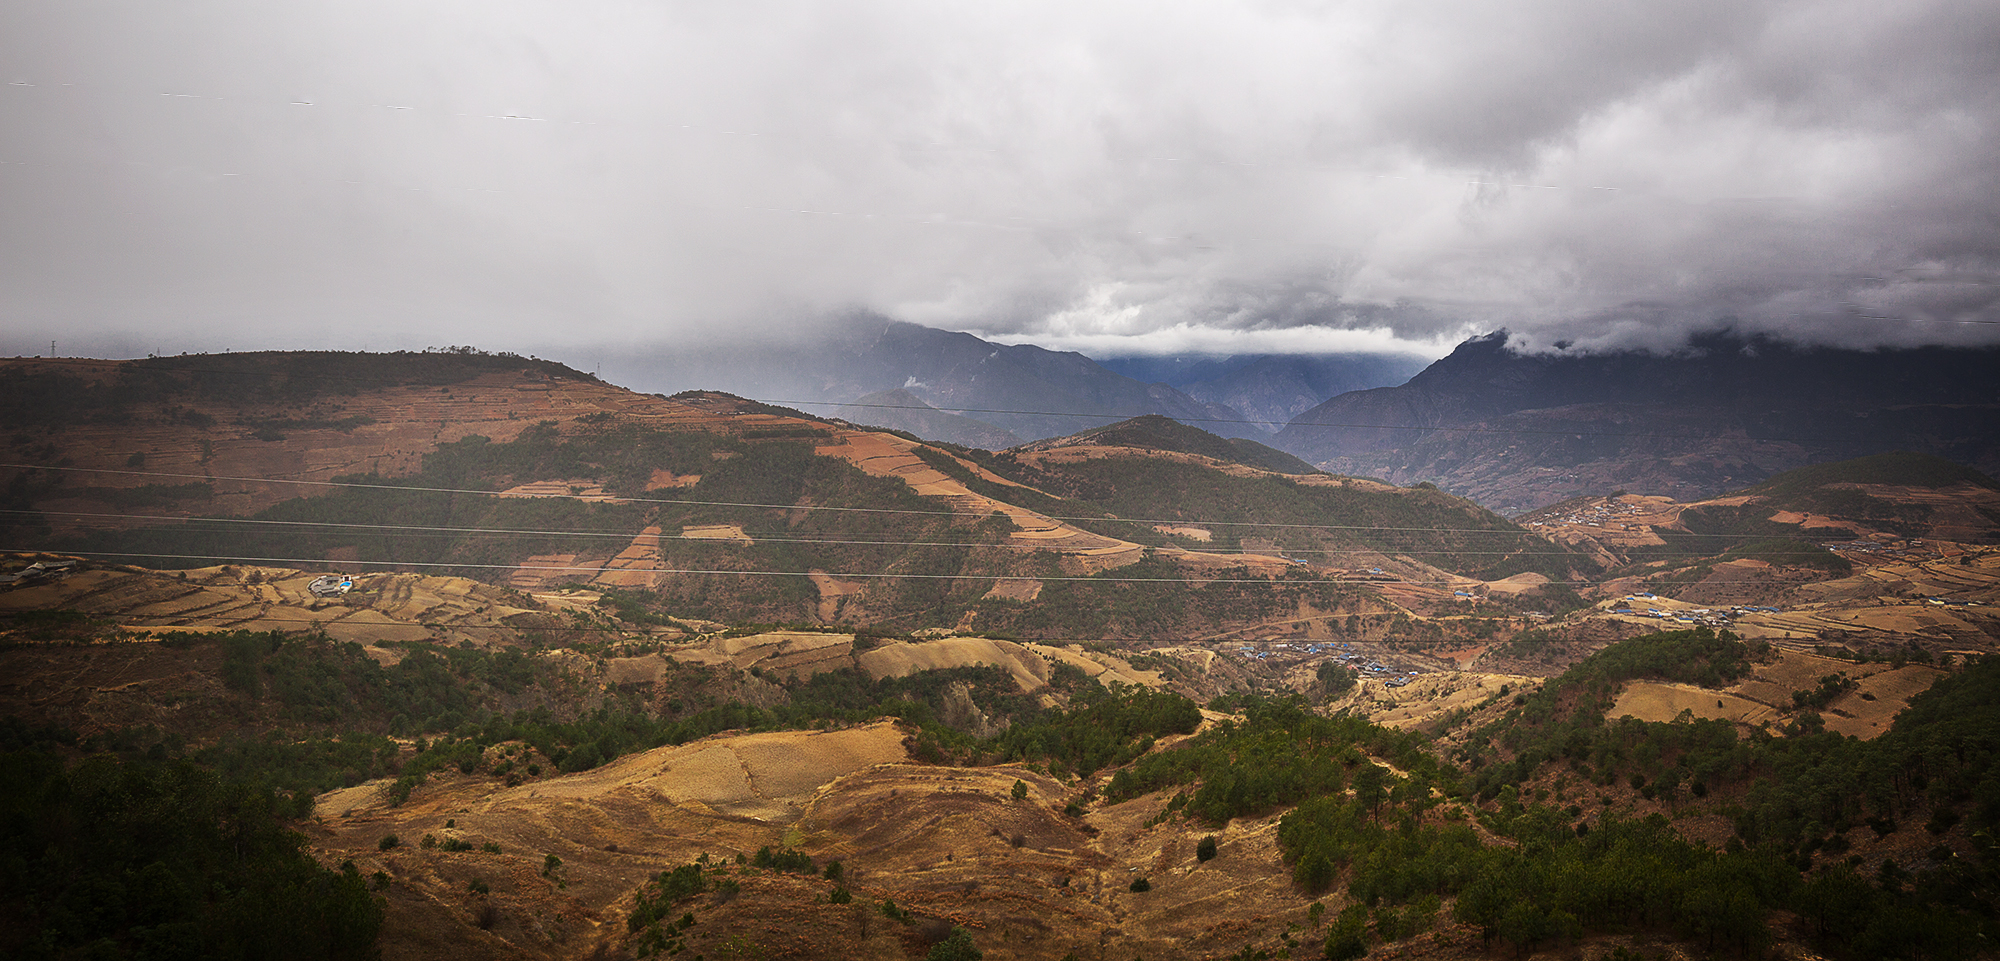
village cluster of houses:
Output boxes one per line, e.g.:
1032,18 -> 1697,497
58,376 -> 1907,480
1925,596 -> 1981,607
307,574 -> 355,597
1229,640 -> 1428,689
1606,593 -> 1778,627
1328,646 -> 1424,688
1526,500 -> 1652,531
1233,640 -> 1333,661
1823,538 -> 1939,560
0,558 -> 76,588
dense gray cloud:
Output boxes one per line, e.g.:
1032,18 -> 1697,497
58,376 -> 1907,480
1,0 -> 1995,368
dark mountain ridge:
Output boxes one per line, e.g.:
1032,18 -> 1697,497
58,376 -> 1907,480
1274,331 -> 2000,513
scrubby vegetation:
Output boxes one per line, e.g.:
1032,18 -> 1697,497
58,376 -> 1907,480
0,349 -> 589,430
981,449 -> 1580,579
1718,536 -> 1852,573
0,608 -> 111,643
974,552 -> 1367,640
1452,629 -> 1998,871
1023,415 -> 1317,474
57,622 -> 1207,810
1743,451 -> 1998,497
1104,696 -> 1441,825
1458,628 -> 1754,800
991,685 -> 1202,777
1070,632 -> 1998,959
1283,799 -> 1798,955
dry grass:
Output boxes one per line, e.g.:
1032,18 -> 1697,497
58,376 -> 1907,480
1363,672 -> 1536,731
1598,649 -> 1943,741
858,637 -> 1051,691
1020,642 -> 1163,689
1610,682 -> 1781,728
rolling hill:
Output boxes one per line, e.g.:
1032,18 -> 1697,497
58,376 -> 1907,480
0,350 -> 1568,640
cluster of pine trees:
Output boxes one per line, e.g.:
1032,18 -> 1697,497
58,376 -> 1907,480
0,751 -> 382,958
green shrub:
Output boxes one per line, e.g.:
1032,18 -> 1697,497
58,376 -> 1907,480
751,845 -> 814,873
925,926 -> 983,961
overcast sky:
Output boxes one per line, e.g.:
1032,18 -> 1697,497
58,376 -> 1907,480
3,0 -> 1996,370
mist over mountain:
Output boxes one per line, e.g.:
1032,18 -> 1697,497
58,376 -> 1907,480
624,318 -> 1254,442
1273,331 -> 2000,512
1094,353 -> 1430,432
832,389 -> 1024,450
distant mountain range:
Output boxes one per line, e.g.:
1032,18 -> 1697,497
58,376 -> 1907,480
1096,353 -> 1430,431
801,321 -> 1249,442
631,318 -> 1425,446
617,318 -> 1999,513
630,319 -> 1241,443
1271,331 -> 2000,513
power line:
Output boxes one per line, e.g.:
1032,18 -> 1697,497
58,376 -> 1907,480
70,610 -> 1462,646
99,616 -> 653,638
782,396 -> 1851,443
18,548 -> 1612,586
0,462 -> 1553,536
0,353 -> 596,384
14,461 -> 1991,539
14,508 -> 1896,558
